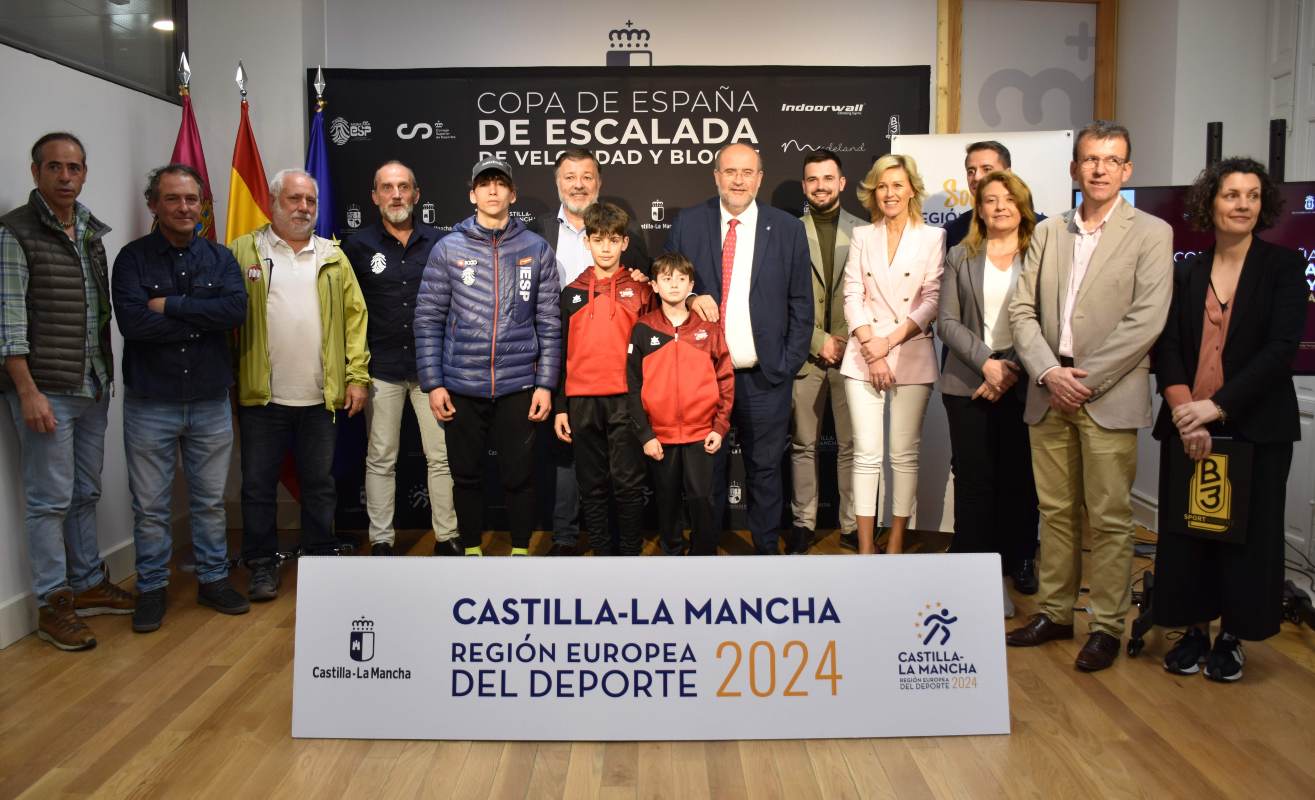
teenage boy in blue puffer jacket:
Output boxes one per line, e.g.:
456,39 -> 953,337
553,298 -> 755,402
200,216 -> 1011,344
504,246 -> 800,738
414,158 -> 561,556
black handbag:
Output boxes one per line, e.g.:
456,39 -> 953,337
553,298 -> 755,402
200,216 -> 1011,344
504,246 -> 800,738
1160,437 -> 1252,543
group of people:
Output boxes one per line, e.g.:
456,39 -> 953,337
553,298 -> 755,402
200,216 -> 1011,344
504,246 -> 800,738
2,122 -> 1305,686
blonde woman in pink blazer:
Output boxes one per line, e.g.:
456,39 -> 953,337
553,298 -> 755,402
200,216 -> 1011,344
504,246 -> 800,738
840,154 -> 944,554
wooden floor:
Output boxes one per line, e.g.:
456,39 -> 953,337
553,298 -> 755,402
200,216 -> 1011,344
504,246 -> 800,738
3,528 -> 1315,799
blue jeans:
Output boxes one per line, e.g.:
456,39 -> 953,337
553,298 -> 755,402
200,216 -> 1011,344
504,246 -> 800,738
4,390 -> 108,604
124,395 -> 234,592
237,402 -> 338,561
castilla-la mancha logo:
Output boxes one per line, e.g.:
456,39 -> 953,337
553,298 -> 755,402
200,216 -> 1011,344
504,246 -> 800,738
349,617 -> 375,662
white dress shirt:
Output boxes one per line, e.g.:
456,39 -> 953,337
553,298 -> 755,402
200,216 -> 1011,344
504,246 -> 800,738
720,201 -> 759,369
1058,197 -> 1121,357
553,205 -> 591,290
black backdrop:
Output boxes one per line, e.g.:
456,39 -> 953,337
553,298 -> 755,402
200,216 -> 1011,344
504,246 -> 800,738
314,65 -> 930,533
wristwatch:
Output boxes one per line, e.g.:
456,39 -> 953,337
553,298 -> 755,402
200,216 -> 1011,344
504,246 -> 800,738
1212,401 -> 1227,424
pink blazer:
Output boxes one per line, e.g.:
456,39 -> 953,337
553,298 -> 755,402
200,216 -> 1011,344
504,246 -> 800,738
839,221 -> 945,385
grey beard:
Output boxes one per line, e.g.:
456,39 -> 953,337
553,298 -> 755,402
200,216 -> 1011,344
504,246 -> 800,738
382,205 -> 413,224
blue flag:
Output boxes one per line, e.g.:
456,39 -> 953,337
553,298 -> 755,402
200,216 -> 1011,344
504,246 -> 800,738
306,105 -> 336,240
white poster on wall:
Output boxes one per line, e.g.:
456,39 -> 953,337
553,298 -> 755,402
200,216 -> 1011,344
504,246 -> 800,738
891,130 -> 1076,225
292,555 -> 1010,741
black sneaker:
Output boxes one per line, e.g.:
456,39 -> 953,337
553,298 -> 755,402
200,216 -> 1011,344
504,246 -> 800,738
1204,633 -> 1245,682
1162,626 -> 1209,675
247,558 -> 280,602
132,588 -> 166,633
432,538 -> 463,557
546,542 -> 578,557
838,531 -> 858,551
1011,559 -> 1039,595
371,542 -> 394,557
198,578 -> 251,615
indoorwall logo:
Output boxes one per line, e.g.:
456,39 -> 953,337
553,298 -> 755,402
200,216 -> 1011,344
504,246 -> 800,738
780,102 -> 865,116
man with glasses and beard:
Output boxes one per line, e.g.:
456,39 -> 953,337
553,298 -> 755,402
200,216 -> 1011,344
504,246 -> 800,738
789,150 -> 862,553
533,148 -> 651,556
341,161 -> 458,558
229,168 -> 370,601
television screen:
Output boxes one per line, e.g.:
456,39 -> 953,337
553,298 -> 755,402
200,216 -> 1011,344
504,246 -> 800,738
1074,182 -> 1315,375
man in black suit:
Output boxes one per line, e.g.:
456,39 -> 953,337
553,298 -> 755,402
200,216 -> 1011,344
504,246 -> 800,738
666,143 -> 814,554
535,148 -> 651,556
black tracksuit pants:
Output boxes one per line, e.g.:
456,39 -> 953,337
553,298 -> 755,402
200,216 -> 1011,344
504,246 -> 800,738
652,441 -> 718,556
446,390 -> 536,550
569,394 -> 646,556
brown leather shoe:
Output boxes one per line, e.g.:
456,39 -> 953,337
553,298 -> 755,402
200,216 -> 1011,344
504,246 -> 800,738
1075,632 -> 1121,671
1005,613 -> 1075,647
73,578 -> 135,616
38,589 -> 97,651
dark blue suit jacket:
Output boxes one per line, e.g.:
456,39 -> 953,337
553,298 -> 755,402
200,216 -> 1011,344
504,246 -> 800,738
665,197 -> 814,386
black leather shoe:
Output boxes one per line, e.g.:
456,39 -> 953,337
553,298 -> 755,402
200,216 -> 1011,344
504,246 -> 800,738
432,538 -> 463,557
1005,613 -> 1074,647
1075,631 -> 1121,671
786,526 -> 814,555
370,542 -> 393,557
1012,559 -> 1039,595
838,531 -> 858,551
547,542 -> 578,556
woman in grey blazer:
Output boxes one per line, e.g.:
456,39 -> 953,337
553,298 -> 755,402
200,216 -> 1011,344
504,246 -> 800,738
938,171 -> 1041,616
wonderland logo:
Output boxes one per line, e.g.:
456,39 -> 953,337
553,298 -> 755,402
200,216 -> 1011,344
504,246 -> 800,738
350,617 -> 375,662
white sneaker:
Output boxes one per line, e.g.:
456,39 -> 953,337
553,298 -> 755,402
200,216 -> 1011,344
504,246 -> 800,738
1002,578 -> 1016,618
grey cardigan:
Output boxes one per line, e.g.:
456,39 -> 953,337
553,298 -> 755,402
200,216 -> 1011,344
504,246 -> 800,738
937,243 -> 1025,398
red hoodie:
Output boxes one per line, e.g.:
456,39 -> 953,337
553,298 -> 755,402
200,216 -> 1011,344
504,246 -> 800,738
626,306 -> 733,445
555,268 -> 654,413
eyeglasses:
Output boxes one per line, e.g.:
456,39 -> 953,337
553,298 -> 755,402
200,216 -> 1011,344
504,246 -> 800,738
718,168 -> 761,181
1078,155 -> 1128,171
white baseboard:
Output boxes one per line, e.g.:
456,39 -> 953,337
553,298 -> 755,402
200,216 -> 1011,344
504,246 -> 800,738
0,538 -> 136,650
1131,488 -> 1158,534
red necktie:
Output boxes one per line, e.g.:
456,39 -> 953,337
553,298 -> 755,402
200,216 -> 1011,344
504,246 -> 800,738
719,218 -> 739,324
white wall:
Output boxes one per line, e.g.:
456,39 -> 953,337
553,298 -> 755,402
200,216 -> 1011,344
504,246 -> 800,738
1119,0 -> 1272,186
322,0 -> 937,73
0,43 -> 178,648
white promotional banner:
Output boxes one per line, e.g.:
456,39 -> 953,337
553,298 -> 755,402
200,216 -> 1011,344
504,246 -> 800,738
891,130 -> 1075,224
292,554 -> 1010,741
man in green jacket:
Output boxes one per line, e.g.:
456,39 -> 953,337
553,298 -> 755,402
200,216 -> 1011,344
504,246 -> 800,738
228,168 -> 369,601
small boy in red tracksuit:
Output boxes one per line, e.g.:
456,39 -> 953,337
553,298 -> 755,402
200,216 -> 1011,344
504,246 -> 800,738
626,253 -> 734,556
554,203 -> 655,555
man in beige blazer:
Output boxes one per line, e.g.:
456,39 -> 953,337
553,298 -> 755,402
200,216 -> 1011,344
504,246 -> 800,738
1006,121 -> 1173,671
789,150 -> 864,553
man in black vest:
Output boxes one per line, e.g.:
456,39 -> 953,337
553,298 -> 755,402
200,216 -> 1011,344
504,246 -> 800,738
1,132 -> 135,650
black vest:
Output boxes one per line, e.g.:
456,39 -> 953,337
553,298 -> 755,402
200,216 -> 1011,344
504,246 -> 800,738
0,191 -> 112,393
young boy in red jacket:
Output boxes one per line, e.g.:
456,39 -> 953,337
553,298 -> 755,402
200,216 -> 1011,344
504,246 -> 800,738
626,253 -> 734,556
554,203 -> 654,555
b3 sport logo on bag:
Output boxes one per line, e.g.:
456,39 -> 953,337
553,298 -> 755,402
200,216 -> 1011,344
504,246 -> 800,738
1186,453 -> 1232,533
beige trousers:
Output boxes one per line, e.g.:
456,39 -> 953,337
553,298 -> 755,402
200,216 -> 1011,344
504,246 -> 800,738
1029,406 -> 1139,637
791,367 -> 855,532
365,378 -> 457,544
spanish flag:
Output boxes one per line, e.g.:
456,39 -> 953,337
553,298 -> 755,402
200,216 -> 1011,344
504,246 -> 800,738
224,98 -> 271,244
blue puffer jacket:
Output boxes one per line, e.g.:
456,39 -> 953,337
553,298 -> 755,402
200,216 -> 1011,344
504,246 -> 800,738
415,215 -> 561,398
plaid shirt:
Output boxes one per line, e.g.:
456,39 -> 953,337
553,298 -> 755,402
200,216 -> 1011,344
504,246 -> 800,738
0,196 -> 111,397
